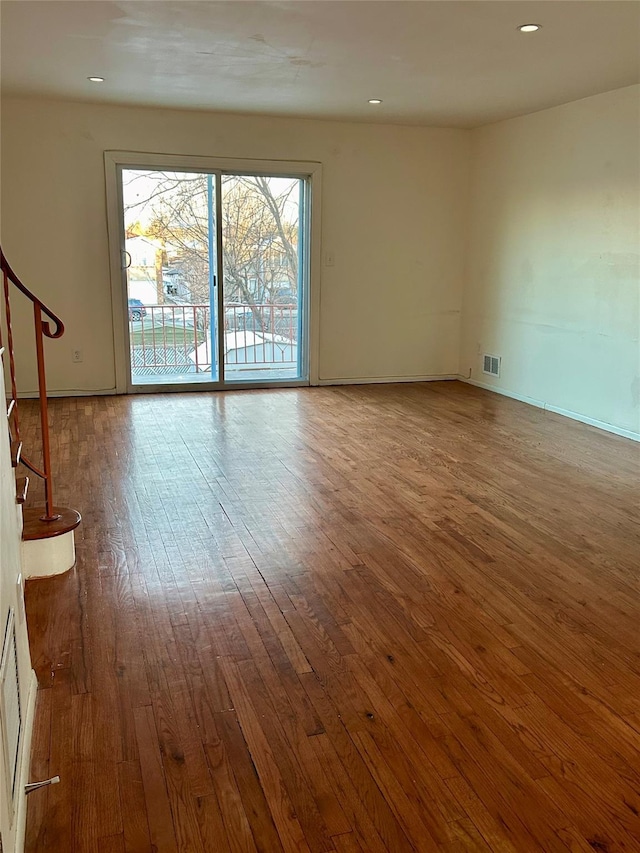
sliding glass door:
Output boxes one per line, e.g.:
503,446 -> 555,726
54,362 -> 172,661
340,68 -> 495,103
220,175 -> 304,383
118,165 -> 308,390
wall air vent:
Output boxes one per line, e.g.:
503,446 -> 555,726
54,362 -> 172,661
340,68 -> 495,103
1,609 -> 22,818
483,354 -> 501,377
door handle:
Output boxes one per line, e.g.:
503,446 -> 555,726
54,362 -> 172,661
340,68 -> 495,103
122,250 -> 132,270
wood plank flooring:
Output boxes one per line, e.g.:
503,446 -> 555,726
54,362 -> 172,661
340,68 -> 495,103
21,381 -> 640,852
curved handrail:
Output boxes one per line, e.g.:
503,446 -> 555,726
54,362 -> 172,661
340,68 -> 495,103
20,453 -> 47,480
1,245 -> 63,521
0,248 -> 65,339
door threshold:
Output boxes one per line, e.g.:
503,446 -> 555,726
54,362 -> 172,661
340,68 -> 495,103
129,379 -> 310,394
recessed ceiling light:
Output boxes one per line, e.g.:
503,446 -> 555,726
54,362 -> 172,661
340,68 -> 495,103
517,24 -> 541,32
368,98 -> 383,105
87,76 -> 105,83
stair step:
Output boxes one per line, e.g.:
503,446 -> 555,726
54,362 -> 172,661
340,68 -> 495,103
10,439 -> 22,467
7,398 -> 16,419
15,476 -> 29,504
22,506 -> 82,541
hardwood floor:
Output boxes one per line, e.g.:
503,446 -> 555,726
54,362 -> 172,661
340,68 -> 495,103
21,381 -> 640,852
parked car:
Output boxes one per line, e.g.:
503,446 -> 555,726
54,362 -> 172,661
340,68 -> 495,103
128,298 -> 147,321
274,288 -> 296,304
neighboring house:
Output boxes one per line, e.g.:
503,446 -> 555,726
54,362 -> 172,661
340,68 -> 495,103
125,235 -> 163,304
162,267 -> 193,303
126,235 -> 161,278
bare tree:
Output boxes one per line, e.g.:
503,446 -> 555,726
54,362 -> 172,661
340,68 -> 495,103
124,172 -> 299,331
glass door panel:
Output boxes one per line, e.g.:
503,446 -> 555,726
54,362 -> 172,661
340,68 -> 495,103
119,166 -> 309,390
221,175 -> 305,382
121,169 -> 219,387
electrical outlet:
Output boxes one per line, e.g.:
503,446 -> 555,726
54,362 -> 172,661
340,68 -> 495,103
324,250 -> 335,267
72,348 -> 83,363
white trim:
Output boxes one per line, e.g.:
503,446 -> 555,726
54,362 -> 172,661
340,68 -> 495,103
461,377 -> 544,408
127,379 -> 310,395
460,377 -> 640,442
14,670 -> 37,853
17,375 -> 452,395
307,176 -> 322,387
18,373 -> 451,395
104,150 -> 321,176
104,155 -> 128,394
318,374 -> 458,386
104,150 -> 322,393
545,403 -> 640,442
16,389 -> 116,399
19,375 -> 639,441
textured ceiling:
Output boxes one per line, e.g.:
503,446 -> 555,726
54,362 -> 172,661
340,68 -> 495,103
1,0 -> 639,127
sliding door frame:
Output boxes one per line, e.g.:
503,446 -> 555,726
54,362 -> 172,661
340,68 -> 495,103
104,150 -> 321,394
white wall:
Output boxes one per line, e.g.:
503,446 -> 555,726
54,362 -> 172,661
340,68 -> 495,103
0,98 -> 470,392
0,361 -> 35,853
461,85 -> 640,437
2,90 -> 638,437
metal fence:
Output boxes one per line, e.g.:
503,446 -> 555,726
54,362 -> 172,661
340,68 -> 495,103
129,302 -> 298,377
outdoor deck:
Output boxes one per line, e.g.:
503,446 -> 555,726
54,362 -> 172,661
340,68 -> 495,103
129,302 -> 300,385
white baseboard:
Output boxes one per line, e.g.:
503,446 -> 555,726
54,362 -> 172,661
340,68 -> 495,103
15,670 -> 38,853
19,377 -> 458,394
17,376 -> 638,442
460,376 -> 640,442
317,373 -> 458,386
16,388 -> 116,399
